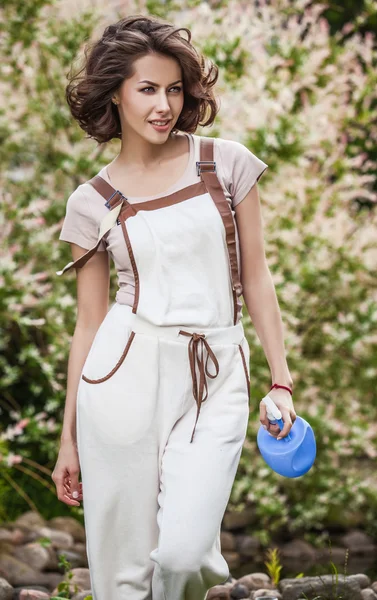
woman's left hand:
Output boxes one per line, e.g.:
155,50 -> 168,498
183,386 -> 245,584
259,387 -> 297,440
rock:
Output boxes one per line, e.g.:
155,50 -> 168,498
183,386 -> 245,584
0,530 -> 14,544
34,528 -> 73,550
9,529 -> 25,545
223,508 -> 256,531
315,546 -> 349,564
2,550 -> 64,589
47,517 -> 86,544
42,545 -> 60,571
279,575 -> 362,600
13,513 -> 46,532
52,548 -> 85,569
253,590 -> 282,599
347,574 -> 372,589
74,542 -> 87,556
221,532 -> 237,552
361,590 -> 377,600
0,577 -> 13,600
0,542 -> 15,556
38,572 -> 64,590
280,540 -> 316,562
13,544 -> 50,572
339,530 -> 377,554
12,587 -> 50,599
206,584 -> 232,599
0,528 -> 25,546
235,535 -> 261,558
372,581 -> 377,593
237,573 -> 273,591
0,553 -> 41,587
221,551 -> 240,570
19,591 -> 49,599
230,583 -> 249,598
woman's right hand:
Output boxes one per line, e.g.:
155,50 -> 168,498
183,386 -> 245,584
51,440 -> 83,506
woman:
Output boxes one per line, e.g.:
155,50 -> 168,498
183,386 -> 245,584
52,14 -> 296,600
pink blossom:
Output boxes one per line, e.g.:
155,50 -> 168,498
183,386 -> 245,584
35,411 -> 48,421
34,271 -> 48,281
6,453 -> 23,467
9,454 -> 23,465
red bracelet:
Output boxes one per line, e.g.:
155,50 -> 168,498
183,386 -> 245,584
270,383 -> 293,396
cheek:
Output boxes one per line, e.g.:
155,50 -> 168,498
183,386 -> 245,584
123,93 -> 149,116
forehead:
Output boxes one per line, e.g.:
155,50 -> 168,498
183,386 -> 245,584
130,53 -> 182,82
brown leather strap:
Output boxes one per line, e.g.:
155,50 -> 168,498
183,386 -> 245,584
197,137 -> 243,324
89,175 -> 127,210
89,175 -> 138,220
178,330 -> 220,443
56,175 -> 137,276
56,196 -> 125,276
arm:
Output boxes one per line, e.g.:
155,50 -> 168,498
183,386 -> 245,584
52,243 -> 110,505
235,183 -> 296,439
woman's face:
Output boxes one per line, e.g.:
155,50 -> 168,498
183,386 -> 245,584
115,52 -> 185,143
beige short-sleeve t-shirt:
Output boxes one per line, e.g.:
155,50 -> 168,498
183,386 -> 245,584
58,133 -> 268,320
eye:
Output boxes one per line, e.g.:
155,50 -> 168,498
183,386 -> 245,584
141,86 -> 182,93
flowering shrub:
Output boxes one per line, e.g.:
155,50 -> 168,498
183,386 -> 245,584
1,0 -> 377,539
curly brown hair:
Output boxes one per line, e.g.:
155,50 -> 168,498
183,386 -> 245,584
65,14 -> 220,144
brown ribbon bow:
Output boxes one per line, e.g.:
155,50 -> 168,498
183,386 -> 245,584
178,330 -> 220,443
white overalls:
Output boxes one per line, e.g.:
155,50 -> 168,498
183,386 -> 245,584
57,137 -> 251,600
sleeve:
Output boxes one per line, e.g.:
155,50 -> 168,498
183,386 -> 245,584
58,185 -> 106,251
217,139 -> 268,208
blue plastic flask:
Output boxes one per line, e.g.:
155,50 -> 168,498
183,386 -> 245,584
257,394 -> 316,478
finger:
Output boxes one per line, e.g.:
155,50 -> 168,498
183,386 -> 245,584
55,479 -> 81,506
259,402 -> 269,428
268,423 -> 281,438
64,479 -> 83,498
64,480 -> 83,490
69,475 -> 81,500
63,482 -> 83,498
63,477 -> 83,489
277,413 -> 293,439
269,423 -> 280,431
62,492 -> 81,506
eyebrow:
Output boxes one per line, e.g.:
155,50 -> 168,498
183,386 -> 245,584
138,79 -> 182,86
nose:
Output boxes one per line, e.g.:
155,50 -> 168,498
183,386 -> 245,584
155,90 -> 171,112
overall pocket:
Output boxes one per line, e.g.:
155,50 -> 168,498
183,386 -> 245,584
82,331 -> 136,384
80,305 -> 136,384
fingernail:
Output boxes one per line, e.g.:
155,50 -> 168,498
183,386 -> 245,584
72,491 -> 79,498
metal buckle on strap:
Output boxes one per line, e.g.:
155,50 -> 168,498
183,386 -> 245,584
104,189 -> 127,209
196,161 -> 216,177
104,190 -> 128,226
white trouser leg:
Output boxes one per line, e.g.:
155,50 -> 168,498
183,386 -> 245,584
77,328 -> 164,600
150,342 -> 250,600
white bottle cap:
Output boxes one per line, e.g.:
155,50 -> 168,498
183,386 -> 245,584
261,394 -> 283,422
